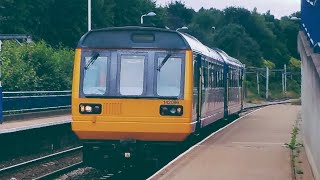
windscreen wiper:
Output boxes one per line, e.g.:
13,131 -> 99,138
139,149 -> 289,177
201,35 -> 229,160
85,52 -> 100,70
157,53 -> 172,71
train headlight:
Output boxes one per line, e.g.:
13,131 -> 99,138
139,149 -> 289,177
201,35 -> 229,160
85,106 -> 92,112
160,105 -> 183,116
170,108 -> 177,114
79,104 -> 102,114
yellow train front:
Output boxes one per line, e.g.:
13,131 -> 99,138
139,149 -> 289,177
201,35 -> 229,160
71,26 -> 243,166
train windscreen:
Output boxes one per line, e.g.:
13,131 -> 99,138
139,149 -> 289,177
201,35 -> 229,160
80,50 -> 185,99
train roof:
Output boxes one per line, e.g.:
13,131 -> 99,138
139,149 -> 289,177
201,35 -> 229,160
77,26 -> 190,49
77,26 -> 241,66
178,33 -> 224,63
212,48 -> 244,67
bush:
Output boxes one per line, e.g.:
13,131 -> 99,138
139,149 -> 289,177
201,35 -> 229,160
1,40 -> 74,91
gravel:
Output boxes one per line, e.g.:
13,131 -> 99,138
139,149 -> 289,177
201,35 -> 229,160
0,151 -> 82,179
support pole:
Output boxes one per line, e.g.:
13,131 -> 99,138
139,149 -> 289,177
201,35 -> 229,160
243,64 -> 246,102
256,72 -> 260,94
0,40 -> 2,124
266,67 -> 269,100
282,72 -> 285,94
88,0 -> 91,31
284,64 -> 287,96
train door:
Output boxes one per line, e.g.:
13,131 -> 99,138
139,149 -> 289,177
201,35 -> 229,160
223,63 -> 229,118
194,54 -> 202,132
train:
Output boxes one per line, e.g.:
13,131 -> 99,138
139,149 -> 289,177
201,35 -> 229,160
71,26 -> 244,167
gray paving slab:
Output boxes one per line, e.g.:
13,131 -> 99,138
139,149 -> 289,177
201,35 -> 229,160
150,105 -> 300,180
0,115 -> 71,134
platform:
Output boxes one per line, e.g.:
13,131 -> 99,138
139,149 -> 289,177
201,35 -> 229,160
0,114 -> 71,134
149,105 -> 302,180
0,101 -> 290,136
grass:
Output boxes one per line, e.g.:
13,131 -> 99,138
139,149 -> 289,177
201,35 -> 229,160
296,169 -> 304,174
291,99 -> 302,105
288,127 -> 300,150
287,120 -> 305,179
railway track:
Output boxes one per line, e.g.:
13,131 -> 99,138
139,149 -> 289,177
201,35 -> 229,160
0,146 -> 83,179
34,162 -> 83,180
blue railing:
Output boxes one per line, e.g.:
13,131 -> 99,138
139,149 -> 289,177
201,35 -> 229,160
301,0 -> 320,53
3,91 -> 71,115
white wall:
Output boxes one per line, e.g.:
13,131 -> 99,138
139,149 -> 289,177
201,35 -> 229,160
299,31 -> 320,180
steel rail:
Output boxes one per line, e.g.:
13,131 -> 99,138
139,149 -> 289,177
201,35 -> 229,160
0,146 -> 82,174
34,162 -> 83,180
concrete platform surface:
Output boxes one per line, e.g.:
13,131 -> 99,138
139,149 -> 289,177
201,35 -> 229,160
150,105 -> 300,180
0,115 -> 71,134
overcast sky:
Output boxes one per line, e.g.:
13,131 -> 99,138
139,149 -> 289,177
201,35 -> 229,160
156,0 -> 301,18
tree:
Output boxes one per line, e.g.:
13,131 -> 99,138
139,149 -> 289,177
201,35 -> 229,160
165,1 -> 195,29
213,24 -> 263,67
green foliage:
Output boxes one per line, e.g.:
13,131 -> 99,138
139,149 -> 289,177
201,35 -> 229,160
1,41 -> 74,91
0,0 -> 301,93
213,24 -> 263,67
0,1 -> 300,67
263,60 -> 276,69
289,57 -> 301,71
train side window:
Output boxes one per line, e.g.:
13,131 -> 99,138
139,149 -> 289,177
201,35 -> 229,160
216,70 -> 219,88
230,71 -> 233,87
210,64 -> 214,88
202,59 -> 208,88
232,69 -> 235,87
209,63 -> 213,88
218,67 -> 221,88
212,65 -> 217,88
220,66 -> 223,87
193,59 -> 199,88
235,70 -> 238,87
232,70 -> 235,87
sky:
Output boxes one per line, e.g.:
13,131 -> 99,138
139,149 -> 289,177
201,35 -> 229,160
156,0 -> 301,18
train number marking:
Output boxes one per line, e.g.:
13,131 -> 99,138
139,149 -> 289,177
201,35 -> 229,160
163,100 -> 180,105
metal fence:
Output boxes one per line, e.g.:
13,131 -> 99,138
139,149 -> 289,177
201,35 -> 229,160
301,0 -> 320,53
3,91 -> 71,115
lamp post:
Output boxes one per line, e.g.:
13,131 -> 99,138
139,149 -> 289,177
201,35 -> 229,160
289,17 -> 301,21
212,26 -> 216,32
0,35 -> 32,124
140,12 -> 157,25
88,0 -> 91,31
176,26 -> 188,31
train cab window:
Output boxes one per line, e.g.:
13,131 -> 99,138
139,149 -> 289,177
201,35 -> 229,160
83,56 -> 108,95
120,55 -> 145,95
157,57 -> 182,96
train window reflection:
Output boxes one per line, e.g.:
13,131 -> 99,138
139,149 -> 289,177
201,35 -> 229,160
120,55 -> 145,95
83,56 -> 108,95
157,57 -> 182,96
